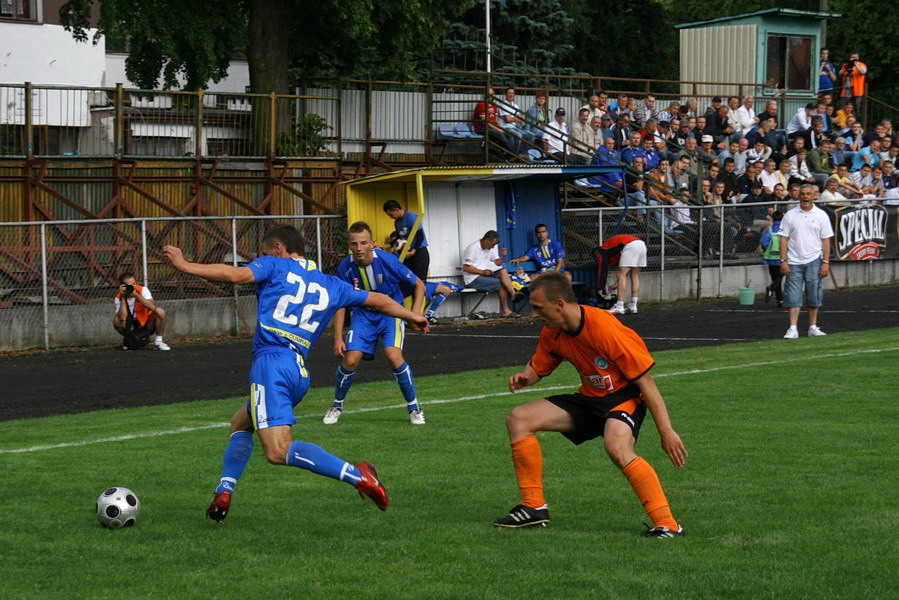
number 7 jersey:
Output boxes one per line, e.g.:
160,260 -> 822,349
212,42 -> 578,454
247,255 -> 369,359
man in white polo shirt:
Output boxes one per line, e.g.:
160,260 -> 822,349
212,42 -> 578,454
462,230 -> 524,318
778,184 -> 834,339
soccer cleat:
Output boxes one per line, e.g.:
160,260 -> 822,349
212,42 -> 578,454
783,327 -> 799,339
808,325 -> 827,337
626,304 -> 639,314
428,316 -> 439,325
122,345 -> 130,351
323,407 -> 343,425
355,461 -> 389,511
493,504 -> 550,528
765,287 -> 773,303
206,490 -> 232,523
155,340 -> 171,351
409,409 -> 426,425
641,524 -> 685,538
608,305 -> 626,315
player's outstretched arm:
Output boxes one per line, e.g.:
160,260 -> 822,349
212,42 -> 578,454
163,245 -> 256,284
363,292 -> 430,333
509,364 -> 541,393
634,372 -> 688,467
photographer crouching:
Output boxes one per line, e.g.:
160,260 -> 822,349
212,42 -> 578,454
113,273 -> 170,351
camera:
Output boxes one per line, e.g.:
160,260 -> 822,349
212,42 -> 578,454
123,284 -> 135,294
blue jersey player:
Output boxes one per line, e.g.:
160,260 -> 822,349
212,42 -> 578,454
163,225 -> 429,523
510,223 -> 572,282
324,221 -> 428,425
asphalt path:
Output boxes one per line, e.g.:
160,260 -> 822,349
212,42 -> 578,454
1,285 -> 895,422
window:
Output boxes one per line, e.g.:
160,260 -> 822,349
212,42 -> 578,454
766,35 -> 813,91
0,0 -> 34,21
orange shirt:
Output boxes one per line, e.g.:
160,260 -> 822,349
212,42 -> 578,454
115,284 -> 154,328
530,305 -> 654,399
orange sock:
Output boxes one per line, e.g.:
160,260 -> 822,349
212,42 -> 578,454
511,435 -> 546,508
622,456 -> 678,529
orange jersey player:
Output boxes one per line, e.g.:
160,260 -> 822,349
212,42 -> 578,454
493,272 -> 688,537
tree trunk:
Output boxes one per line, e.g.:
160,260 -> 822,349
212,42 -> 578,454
248,0 -> 293,156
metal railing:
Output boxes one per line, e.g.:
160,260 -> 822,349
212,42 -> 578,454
0,214 -> 344,349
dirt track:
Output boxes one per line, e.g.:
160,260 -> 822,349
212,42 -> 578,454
1,285 -> 896,422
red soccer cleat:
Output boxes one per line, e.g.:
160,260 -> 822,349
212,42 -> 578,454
206,490 -> 232,523
355,461 -> 389,511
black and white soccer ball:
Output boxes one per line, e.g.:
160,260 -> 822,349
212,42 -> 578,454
96,487 -> 140,529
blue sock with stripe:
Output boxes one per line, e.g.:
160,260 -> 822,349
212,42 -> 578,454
333,364 -> 355,408
285,441 -> 362,485
393,362 -> 419,412
215,431 -> 254,494
425,294 -> 447,318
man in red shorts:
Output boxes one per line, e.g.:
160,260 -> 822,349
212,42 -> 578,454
493,273 -> 687,537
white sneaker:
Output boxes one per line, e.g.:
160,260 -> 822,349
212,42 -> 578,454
323,407 -> 342,425
608,305 -> 626,315
409,409 -> 426,425
626,304 -> 638,314
783,327 -> 799,339
808,325 -> 827,337
122,345 -> 130,351
155,340 -> 171,351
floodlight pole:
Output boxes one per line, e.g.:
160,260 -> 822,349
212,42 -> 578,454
485,0 -> 492,73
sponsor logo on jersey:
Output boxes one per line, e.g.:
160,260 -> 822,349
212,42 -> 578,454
584,374 -> 614,390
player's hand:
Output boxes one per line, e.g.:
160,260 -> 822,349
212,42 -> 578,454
819,262 -> 830,278
162,245 -> 186,269
333,339 -> 346,358
508,373 -> 529,393
408,315 -> 430,334
660,430 -> 688,467
780,262 -> 791,276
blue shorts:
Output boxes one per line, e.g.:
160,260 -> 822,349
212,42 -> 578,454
783,258 -> 824,308
248,350 -> 310,430
467,273 -> 503,292
346,312 -> 405,354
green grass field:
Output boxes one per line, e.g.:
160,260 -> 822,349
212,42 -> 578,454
2,328 -> 898,599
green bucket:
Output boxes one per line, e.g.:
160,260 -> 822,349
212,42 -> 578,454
738,287 -> 756,306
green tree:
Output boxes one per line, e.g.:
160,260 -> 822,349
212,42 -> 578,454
435,0 -> 576,76
60,0 -> 471,92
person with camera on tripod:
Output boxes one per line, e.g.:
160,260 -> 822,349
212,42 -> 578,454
113,273 -> 170,351
839,52 -> 868,116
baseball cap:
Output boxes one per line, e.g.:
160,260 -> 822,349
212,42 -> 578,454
555,108 -> 566,116
701,135 -> 713,143
601,114 -> 612,120
712,96 -> 722,103
750,180 -> 763,189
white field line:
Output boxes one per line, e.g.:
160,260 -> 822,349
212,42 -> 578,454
2,346 -> 897,455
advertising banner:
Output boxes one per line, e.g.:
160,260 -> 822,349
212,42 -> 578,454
827,204 -> 899,260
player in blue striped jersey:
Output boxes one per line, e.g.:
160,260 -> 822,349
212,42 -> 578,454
509,223 -> 572,282
163,224 -> 429,522
324,221 -> 428,425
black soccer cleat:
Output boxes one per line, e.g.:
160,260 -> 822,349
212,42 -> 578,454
641,524 -> 685,538
493,504 -> 550,528
206,490 -> 232,523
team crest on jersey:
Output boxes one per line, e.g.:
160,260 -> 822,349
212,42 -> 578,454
352,277 -> 361,290
594,356 -> 608,369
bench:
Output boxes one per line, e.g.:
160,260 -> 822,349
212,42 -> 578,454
428,122 -> 486,162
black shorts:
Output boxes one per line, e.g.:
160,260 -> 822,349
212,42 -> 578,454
547,392 -> 646,446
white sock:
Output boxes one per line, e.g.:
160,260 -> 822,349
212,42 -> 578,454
155,335 -> 164,343
615,301 -> 624,308
630,297 -> 639,306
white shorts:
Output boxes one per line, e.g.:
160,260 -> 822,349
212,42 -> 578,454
619,240 -> 647,268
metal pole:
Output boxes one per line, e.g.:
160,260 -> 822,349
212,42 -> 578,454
232,218 -> 241,336
40,223 -> 49,350
485,0 -> 492,74
718,212 -> 724,298
696,216 -> 703,300
316,216 -> 323,267
659,206 -> 665,302
141,219 -> 149,287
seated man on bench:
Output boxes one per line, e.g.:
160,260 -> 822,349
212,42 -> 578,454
509,223 -> 572,282
462,230 -> 524,319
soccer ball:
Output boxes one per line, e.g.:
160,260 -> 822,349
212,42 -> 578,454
96,487 -> 140,529
393,238 -> 407,252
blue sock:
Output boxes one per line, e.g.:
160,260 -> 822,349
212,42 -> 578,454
215,431 -> 254,494
393,362 -> 419,412
285,441 -> 362,485
425,294 -> 447,318
333,365 -> 355,407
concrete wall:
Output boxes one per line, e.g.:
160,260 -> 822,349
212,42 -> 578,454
1,260 -> 895,352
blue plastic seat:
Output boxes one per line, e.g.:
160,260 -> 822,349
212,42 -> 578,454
436,123 -> 456,139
